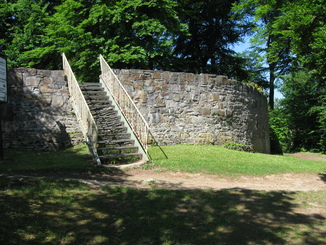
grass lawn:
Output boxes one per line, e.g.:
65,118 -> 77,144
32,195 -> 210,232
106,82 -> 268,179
148,144 -> 326,177
0,145 -> 93,171
0,177 -> 325,245
0,144 -> 325,244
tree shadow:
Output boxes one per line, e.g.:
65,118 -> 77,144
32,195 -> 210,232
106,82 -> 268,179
1,178 -> 325,245
319,173 -> 326,183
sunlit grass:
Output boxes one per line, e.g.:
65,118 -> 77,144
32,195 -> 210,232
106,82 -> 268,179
148,145 -> 326,177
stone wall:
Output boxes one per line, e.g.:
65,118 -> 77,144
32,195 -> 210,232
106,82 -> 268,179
1,68 -> 83,150
1,68 -> 270,153
115,69 -> 270,153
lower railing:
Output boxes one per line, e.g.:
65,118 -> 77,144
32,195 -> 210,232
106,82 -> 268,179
100,55 -> 150,153
62,53 -> 101,164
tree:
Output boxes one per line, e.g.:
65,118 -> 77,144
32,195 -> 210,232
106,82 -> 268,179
95,0 -> 187,71
1,0 -> 188,80
272,0 -> 326,152
172,0 -> 251,80
272,0 -> 326,87
1,0 -> 63,68
280,71 -> 323,152
232,0 -> 293,109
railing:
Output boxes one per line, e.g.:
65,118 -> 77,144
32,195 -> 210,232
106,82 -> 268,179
100,55 -> 150,152
62,53 -> 101,164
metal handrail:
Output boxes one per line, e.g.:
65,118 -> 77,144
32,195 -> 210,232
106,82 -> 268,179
62,53 -> 100,164
99,55 -> 150,152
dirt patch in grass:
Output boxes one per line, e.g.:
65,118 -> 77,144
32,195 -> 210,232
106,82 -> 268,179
293,152 -> 326,162
4,168 -> 325,192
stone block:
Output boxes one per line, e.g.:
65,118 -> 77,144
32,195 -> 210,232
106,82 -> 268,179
41,77 -> 52,85
38,69 -> 52,77
163,71 -> 171,81
40,86 -> 55,93
200,108 -> 211,115
25,76 -> 41,86
153,71 -> 162,79
211,93 -> 219,101
135,90 -> 147,103
173,94 -> 180,102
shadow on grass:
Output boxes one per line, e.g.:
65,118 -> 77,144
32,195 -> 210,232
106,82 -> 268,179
320,173 -> 326,184
0,177 -> 325,245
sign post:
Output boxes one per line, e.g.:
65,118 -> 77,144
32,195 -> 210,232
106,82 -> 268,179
0,55 -> 7,158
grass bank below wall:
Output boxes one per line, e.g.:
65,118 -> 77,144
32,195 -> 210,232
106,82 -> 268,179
147,145 -> 326,177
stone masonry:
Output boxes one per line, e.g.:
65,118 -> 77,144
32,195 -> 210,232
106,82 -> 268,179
1,68 -> 83,150
115,69 -> 270,153
1,68 -> 270,153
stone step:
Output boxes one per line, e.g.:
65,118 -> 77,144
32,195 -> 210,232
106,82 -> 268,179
80,82 -> 101,86
97,126 -> 128,133
89,104 -> 114,110
96,114 -> 121,120
97,120 -> 124,127
80,86 -> 104,90
98,139 -> 135,145
99,152 -> 143,159
88,100 -> 112,104
84,95 -> 109,100
82,90 -> 107,95
98,133 -> 131,139
97,146 -> 138,151
93,112 -> 118,118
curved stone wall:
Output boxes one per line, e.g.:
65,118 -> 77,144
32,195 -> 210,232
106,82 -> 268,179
2,68 -> 270,153
115,69 -> 270,153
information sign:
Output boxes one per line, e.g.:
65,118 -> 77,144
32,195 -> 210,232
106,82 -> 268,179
0,56 -> 7,102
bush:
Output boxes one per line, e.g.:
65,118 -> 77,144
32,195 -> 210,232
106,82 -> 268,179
222,142 -> 252,152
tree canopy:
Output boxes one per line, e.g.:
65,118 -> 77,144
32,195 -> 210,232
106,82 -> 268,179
1,0 -> 249,80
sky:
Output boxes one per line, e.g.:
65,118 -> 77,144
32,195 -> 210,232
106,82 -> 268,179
232,40 -> 284,100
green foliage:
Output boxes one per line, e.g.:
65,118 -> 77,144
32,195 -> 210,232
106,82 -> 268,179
280,71 -> 324,152
1,0 -> 250,81
308,95 -> 326,153
232,0 -> 293,109
172,0 -> 250,79
272,0 -> 326,83
222,142 -> 251,152
268,102 -> 292,153
1,0 -> 188,81
233,0 -> 326,152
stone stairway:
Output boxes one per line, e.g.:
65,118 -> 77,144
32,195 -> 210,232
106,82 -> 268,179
80,82 -> 143,164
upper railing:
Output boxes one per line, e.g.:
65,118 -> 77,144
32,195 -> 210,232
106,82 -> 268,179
62,53 -> 100,164
100,55 -> 150,152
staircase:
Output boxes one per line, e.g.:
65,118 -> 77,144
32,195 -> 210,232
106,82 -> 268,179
62,53 -> 149,167
80,82 -> 143,164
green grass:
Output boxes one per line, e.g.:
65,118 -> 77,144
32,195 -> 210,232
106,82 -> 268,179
0,144 -> 325,244
0,177 -> 325,245
0,145 -> 93,171
148,145 -> 326,177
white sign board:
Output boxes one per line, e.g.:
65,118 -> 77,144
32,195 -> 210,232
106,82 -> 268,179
0,56 -> 7,102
